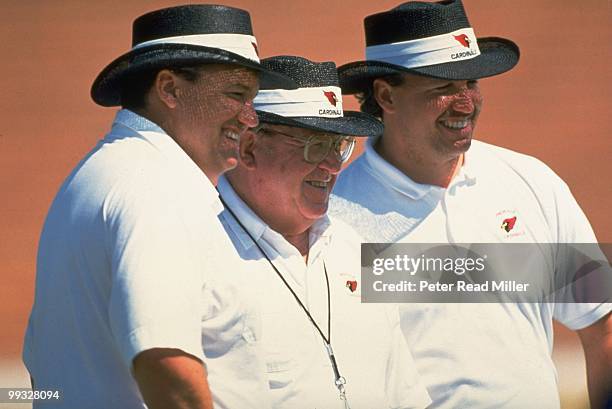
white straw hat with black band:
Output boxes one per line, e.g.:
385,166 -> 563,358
91,4 -> 296,107
338,0 -> 520,94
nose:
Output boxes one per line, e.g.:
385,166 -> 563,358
238,101 -> 259,128
450,82 -> 481,115
318,149 -> 342,174
451,89 -> 475,114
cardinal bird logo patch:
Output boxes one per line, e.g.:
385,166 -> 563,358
495,210 -> 526,239
501,216 -> 517,232
251,42 -> 259,56
346,280 -> 358,293
323,91 -> 338,106
453,34 -> 471,48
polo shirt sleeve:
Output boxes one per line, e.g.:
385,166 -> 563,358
548,175 -> 612,330
383,305 -> 432,409
103,165 -> 212,368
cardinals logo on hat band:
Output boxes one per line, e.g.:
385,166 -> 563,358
254,86 -> 344,118
132,33 -> 260,63
365,27 -> 480,69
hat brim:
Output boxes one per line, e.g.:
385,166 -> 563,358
256,110 -> 383,138
91,43 -> 297,107
338,37 -> 519,94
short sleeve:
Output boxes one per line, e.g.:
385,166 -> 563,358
105,166 -> 218,367
550,177 -> 612,329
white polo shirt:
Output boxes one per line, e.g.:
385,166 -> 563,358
23,110 -> 269,409
330,136 -> 611,409
217,176 -> 431,409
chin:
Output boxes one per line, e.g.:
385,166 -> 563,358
300,201 -> 329,220
222,156 -> 239,171
205,156 -> 239,183
306,208 -> 328,222
454,137 -> 472,152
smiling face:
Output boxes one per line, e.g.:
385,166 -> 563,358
228,124 -> 345,235
170,64 -> 260,182
379,72 -> 483,162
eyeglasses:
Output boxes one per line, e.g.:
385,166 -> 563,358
256,126 -> 356,164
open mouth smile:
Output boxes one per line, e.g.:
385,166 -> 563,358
224,129 -> 241,141
306,180 -> 329,188
441,119 -> 470,129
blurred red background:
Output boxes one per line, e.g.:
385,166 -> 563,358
1,1 -> 609,407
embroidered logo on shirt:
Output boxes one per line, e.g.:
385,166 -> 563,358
501,216 -> 517,232
496,210 -> 525,239
345,280 -> 358,293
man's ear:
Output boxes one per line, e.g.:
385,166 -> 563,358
373,78 -> 396,115
238,129 -> 258,170
153,69 -> 182,109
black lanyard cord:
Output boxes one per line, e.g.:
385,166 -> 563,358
219,194 -> 331,344
218,193 -> 349,401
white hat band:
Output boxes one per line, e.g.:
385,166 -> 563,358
132,33 -> 260,63
366,27 -> 480,69
254,86 -> 344,118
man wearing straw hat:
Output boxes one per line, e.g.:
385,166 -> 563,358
217,55 -> 431,409
330,0 -> 611,407
23,5 -> 293,409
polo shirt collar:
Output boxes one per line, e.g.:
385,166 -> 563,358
111,109 -> 221,210
363,135 -> 435,199
113,108 -> 164,134
448,147 -> 478,194
217,175 -> 267,250
363,135 -> 477,198
306,216 -> 333,267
